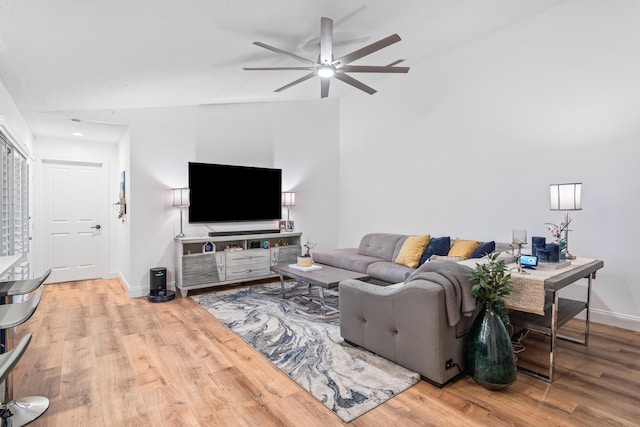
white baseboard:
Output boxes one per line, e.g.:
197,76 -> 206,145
590,308 -> 640,332
106,271 -> 176,299
106,270 -> 137,297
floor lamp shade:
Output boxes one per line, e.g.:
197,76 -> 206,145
549,183 -> 582,211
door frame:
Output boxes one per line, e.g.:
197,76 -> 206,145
33,156 -> 111,282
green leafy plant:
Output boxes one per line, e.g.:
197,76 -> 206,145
466,252 -> 513,326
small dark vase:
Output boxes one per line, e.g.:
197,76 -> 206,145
465,302 -> 517,390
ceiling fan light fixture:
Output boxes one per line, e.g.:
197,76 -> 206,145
317,66 -> 335,78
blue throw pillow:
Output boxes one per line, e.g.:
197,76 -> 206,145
471,241 -> 496,258
419,236 -> 451,265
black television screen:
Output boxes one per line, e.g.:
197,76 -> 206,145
188,162 -> 282,223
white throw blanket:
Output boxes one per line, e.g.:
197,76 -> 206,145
404,260 -> 476,326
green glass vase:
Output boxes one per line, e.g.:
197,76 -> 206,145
465,302 -> 517,390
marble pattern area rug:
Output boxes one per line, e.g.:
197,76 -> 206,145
191,281 -> 420,423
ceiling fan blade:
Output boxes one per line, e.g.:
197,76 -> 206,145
320,78 -> 330,98
320,17 -> 333,64
244,67 -> 316,71
334,73 -> 377,95
342,65 -> 410,73
335,34 -> 402,65
274,72 -> 316,93
252,41 -> 315,65
386,59 -> 405,67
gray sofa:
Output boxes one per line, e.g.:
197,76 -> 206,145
313,232 -> 510,387
313,233 -> 415,284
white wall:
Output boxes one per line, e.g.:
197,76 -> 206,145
339,0 -> 640,330
77,99 -> 340,297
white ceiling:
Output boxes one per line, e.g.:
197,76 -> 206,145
0,0 -> 564,144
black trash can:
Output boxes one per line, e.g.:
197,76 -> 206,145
148,267 -> 175,302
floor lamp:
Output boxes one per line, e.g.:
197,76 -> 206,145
549,183 -> 582,260
172,188 -> 190,238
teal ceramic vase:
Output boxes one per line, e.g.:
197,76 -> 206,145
465,302 -> 517,390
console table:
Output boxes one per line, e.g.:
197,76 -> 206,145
507,258 -> 604,382
175,232 -> 301,297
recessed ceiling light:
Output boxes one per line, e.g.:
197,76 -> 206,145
72,132 -> 84,136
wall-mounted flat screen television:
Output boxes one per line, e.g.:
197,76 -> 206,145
188,162 -> 282,223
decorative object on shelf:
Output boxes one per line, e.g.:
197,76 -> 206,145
297,239 -> 316,267
531,236 -> 546,258
549,182 -> 582,260
282,191 -> 296,232
172,187 -> 190,238
289,263 -> 322,272
202,242 -> 215,253
546,243 -> 560,263
510,229 -> 528,274
465,252 -> 517,390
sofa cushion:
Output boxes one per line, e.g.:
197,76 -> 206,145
448,238 -> 481,260
312,248 -> 383,274
366,261 -> 414,284
394,234 -> 430,268
471,241 -> 496,258
419,236 -> 451,265
358,233 -> 407,261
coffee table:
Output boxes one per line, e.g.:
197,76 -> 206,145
270,263 -> 370,315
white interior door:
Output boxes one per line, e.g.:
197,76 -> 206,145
42,160 -> 108,283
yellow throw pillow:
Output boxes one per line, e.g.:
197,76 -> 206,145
448,238 -> 481,260
395,235 -> 431,268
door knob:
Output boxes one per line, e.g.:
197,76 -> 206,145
91,225 -> 101,230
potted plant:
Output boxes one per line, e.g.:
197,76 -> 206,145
464,252 -> 517,390
297,239 -> 316,267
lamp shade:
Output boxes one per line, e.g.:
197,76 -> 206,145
550,183 -> 582,211
282,192 -> 296,207
172,188 -> 190,207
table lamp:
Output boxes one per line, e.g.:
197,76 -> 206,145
549,183 -> 582,260
282,192 -> 295,231
172,188 -> 190,238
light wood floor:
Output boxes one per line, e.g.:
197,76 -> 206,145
10,278 -> 640,426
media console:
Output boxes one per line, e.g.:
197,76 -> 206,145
175,231 -> 302,297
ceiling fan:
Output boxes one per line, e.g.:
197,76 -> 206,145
243,17 -> 410,98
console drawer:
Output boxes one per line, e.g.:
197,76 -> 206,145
226,264 -> 272,280
226,249 -> 270,266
